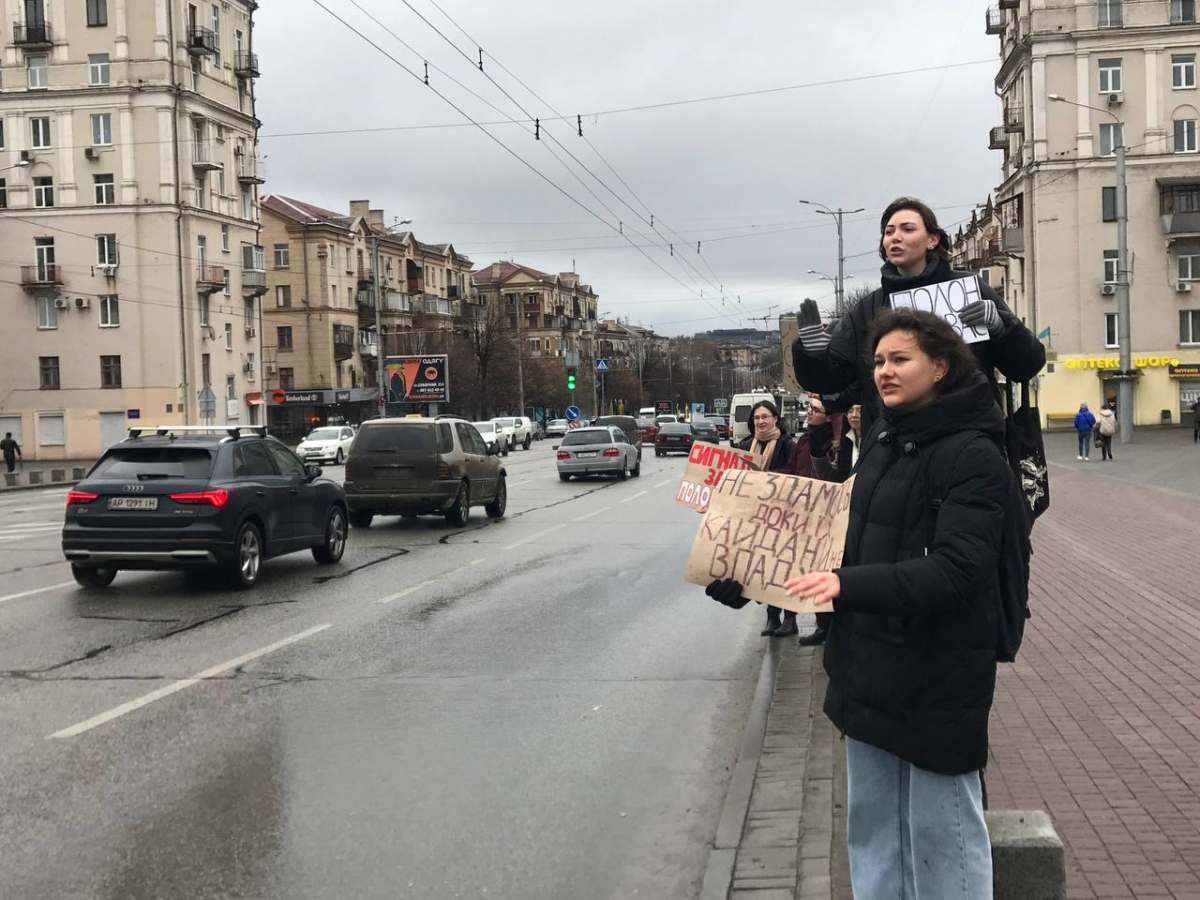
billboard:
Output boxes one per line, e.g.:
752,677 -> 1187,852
384,355 -> 449,404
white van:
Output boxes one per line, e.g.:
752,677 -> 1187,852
729,392 -> 778,446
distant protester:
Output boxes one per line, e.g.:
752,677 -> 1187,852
1074,402 -> 1096,461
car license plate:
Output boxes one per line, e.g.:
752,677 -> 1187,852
577,451 -> 598,458
108,497 -> 158,511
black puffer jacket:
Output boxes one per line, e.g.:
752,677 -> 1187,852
792,255 -> 1045,435
824,374 -> 1012,775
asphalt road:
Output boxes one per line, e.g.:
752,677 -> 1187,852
0,439 -> 767,900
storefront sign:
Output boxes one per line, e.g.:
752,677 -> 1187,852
335,390 -> 351,403
127,409 -> 140,419
1169,363 -> 1200,378
1063,356 -> 1181,371
276,390 -> 323,404
384,355 -> 449,403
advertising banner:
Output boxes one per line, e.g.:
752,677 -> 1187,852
385,355 -> 449,404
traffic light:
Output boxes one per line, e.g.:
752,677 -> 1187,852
566,367 -> 577,391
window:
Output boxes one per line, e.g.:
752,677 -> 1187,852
199,295 -> 210,326
100,355 -> 121,388
96,234 -> 118,266
277,326 -> 293,350
233,442 -> 276,478
33,177 -> 53,208
94,174 -> 115,205
1105,313 -> 1120,348
1098,59 -> 1122,93
241,190 -> 252,220
225,375 -> 235,401
1173,54 -> 1197,90
1104,249 -> 1119,283
202,353 -> 211,386
0,180 -> 7,210
30,117 -> 51,149
275,284 -> 291,308
1175,119 -> 1198,152
222,268 -> 230,295
266,443 -> 306,478
1180,254 -> 1200,281
211,4 -> 221,68
36,296 -> 58,329
224,321 -> 233,350
221,225 -> 229,252
40,357 -> 60,389
243,297 -> 254,325
195,173 -> 206,210
87,0 -> 108,26
89,53 -> 110,85
1172,0 -> 1196,24
1098,0 -> 1122,27
190,56 -> 201,92
273,244 -> 290,268
197,234 -> 208,268
1181,309 -> 1200,343
27,56 -> 47,89
345,248 -> 352,272
1100,122 -> 1122,157
1102,186 -> 1117,222
241,242 -> 265,272
0,119 -> 6,149
98,295 -> 119,327
279,367 -> 295,390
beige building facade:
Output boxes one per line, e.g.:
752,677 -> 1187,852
991,0 -> 1200,428
472,262 -> 598,361
0,0 -> 264,459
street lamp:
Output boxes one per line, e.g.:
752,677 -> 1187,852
1049,93 -> 1132,444
371,218 -> 412,414
799,199 -> 865,318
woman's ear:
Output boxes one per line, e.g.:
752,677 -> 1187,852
933,358 -> 950,383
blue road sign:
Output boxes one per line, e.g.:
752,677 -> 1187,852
566,405 -> 581,421
595,359 -> 610,374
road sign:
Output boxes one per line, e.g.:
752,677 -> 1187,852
198,384 -> 217,420
714,398 -> 728,410
566,405 -> 581,421
595,359 -> 610,374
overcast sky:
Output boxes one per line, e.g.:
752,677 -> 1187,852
256,0 -> 1001,336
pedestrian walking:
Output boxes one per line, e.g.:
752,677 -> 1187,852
783,308 -> 1025,899
1074,402 -> 1096,460
790,197 -> 1045,436
1191,398 -> 1200,444
1,432 -> 21,474
1095,403 -> 1118,460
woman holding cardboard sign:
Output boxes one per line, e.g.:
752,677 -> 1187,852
784,308 -> 1028,899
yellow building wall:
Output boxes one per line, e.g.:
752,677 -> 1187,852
1037,351 -> 1200,428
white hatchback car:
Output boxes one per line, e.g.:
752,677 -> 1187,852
295,425 -> 356,465
472,421 -> 510,456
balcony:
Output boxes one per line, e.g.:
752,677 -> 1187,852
13,21 -> 52,48
241,269 -> 267,297
334,339 -> 355,361
187,26 -> 218,55
21,264 -> 62,292
236,154 -> 265,185
424,296 -> 453,317
1001,227 -> 1025,253
1004,106 -> 1024,133
985,7 -> 1004,34
357,266 -> 375,286
191,141 -> 222,171
196,264 -> 225,294
545,315 -> 563,328
384,291 -> 412,313
407,277 -> 424,293
1159,182 -> 1200,237
989,125 -> 1008,150
447,284 -> 460,299
234,51 -> 260,79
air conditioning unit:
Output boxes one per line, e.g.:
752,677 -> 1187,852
244,326 -> 256,337
264,363 -> 276,375
201,324 -> 217,340
20,150 -> 31,162
1107,92 -> 1124,106
54,297 -> 70,309
84,147 -> 99,161
243,361 -> 254,373
1177,281 -> 1194,292
100,264 -> 117,277
1101,284 -> 1117,296
74,297 -> 90,309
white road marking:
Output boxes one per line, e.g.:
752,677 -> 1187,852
653,479 -> 674,488
573,506 -> 610,522
510,480 -> 532,486
0,580 -> 75,605
619,491 -> 648,504
376,557 -> 487,605
0,520 -> 60,531
47,623 -> 333,740
503,525 -> 563,550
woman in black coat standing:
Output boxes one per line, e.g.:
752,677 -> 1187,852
785,308 -> 1022,899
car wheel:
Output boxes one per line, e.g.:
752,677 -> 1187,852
226,521 -> 263,590
485,476 -> 507,518
502,443 -> 509,456
72,564 -> 117,589
335,448 -> 344,465
349,510 -> 374,528
445,482 -> 470,527
617,463 -> 628,482
313,506 -> 347,564
632,457 -> 641,478
559,472 -> 571,482
523,436 -> 531,451
656,450 -> 664,457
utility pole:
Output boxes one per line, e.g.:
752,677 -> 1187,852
800,199 -> 865,318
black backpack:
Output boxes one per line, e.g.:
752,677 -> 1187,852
924,431 -> 1032,663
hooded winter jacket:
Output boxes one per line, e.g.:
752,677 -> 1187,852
791,255 -> 1045,435
824,373 -> 1013,776
1096,408 -> 1117,437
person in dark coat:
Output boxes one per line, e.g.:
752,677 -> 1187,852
732,400 -> 799,637
784,308 -> 1020,898
1,432 -> 20,474
791,197 -> 1045,435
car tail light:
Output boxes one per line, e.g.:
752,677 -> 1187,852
557,451 -> 570,460
436,460 -> 452,479
602,448 -> 620,458
655,436 -> 663,443
66,490 -> 99,506
170,489 -> 229,508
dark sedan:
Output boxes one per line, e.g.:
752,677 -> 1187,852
654,423 -> 695,456
691,419 -> 720,443
62,427 -> 348,589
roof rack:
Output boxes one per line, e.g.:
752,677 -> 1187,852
127,425 -> 268,441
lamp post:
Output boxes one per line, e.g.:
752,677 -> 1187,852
800,199 -> 865,318
1049,93 -> 1131,443
371,218 -> 412,415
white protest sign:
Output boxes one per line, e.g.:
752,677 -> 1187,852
889,276 -> 990,344
675,441 -> 759,513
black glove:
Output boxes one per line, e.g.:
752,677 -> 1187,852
706,578 -> 751,609
808,421 -> 834,458
797,299 -> 831,354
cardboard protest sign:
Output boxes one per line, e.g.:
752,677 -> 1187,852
675,441 -> 759,512
889,276 -> 990,344
780,315 -> 801,394
685,468 -> 855,615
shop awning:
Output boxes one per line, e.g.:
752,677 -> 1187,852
246,392 -> 264,405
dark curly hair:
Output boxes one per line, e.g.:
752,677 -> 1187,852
869,308 -> 977,396
878,197 -> 951,263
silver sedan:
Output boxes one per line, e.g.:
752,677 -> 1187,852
556,426 -> 641,481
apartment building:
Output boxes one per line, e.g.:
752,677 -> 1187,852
989,0 -> 1200,428
471,262 -> 598,361
0,0 -> 264,459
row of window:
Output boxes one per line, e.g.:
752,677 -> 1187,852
1103,311 -> 1200,346
1097,0 -> 1198,27
1096,54 -> 1198,93
34,295 -> 119,329
1091,120 -> 1200,156
200,355 -> 254,398
38,355 -> 121,390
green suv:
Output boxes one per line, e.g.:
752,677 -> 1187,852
343,418 -> 507,528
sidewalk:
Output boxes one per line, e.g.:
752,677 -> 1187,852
0,459 -> 93,492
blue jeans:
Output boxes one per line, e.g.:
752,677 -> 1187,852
846,738 -> 993,899
1077,431 -> 1091,457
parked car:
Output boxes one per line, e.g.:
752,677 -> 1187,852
556,426 -> 641,481
295,425 -> 357,465
709,415 -> 730,441
61,426 -> 348,590
637,416 -> 659,443
545,419 -> 569,438
492,416 -> 534,450
343,417 -> 507,528
655,422 -> 696,456
531,419 -> 546,440
471,421 -> 510,455
691,418 -> 720,443
592,415 -> 643,461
